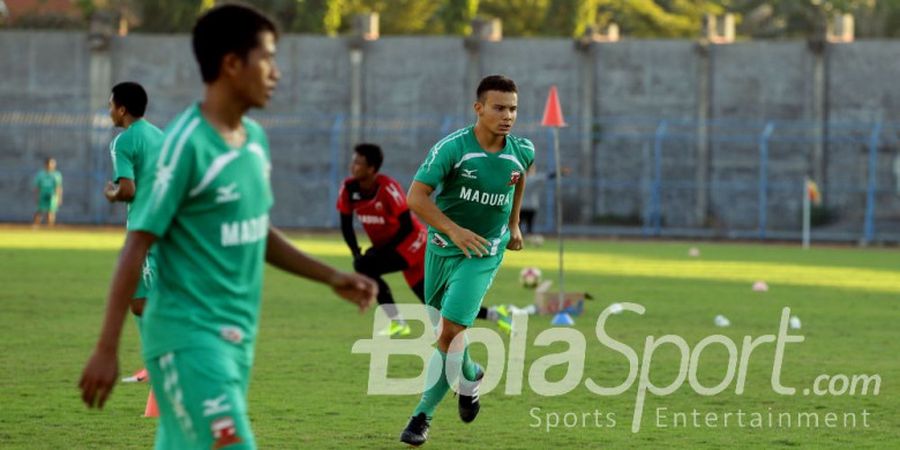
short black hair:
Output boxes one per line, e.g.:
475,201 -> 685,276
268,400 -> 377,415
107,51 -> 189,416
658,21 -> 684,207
45,157 -> 55,164
477,75 -> 517,101
111,82 -> 148,117
354,143 -> 383,172
192,3 -> 279,83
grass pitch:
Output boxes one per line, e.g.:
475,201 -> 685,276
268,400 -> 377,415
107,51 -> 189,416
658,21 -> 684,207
1,227 -> 898,448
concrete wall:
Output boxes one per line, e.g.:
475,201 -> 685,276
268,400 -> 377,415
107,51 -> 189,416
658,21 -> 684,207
0,31 -> 92,222
593,41 -> 700,226
709,42 -> 815,230
1,30 -> 898,239
827,42 -> 900,226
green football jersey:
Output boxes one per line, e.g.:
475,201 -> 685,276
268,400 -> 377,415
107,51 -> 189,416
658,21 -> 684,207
414,125 -> 535,257
110,118 -> 164,221
34,170 -> 62,196
130,104 -> 274,358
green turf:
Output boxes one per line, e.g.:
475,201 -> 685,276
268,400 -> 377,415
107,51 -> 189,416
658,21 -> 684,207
1,228 -> 898,449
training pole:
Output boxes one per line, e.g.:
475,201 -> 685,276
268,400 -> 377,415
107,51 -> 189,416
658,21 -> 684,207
541,85 -> 573,326
553,127 -> 566,314
802,177 -> 810,249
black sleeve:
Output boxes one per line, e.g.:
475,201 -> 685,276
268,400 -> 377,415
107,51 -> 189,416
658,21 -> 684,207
340,213 -> 361,258
379,210 -> 414,250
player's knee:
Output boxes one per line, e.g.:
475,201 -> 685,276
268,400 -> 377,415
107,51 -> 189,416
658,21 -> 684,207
438,331 -> 462,352
437,319 -> 466,351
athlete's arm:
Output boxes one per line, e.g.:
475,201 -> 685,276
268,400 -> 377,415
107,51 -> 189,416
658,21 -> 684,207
407,181 -> 489,258
104,178 -> 136,203
378,210 -> 414,250
339,213 -> 362,259
80,230 -> 156,409
506,171 -> 526,251
265,226 -> 376,311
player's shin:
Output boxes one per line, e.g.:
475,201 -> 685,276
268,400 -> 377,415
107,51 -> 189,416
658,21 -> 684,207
413,349 -> 450,418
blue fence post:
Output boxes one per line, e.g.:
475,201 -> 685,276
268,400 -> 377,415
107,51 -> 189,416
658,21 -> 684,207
863,121 -> 882,244
92,109 -> 109,225
439,115 -> 453,136
758,122 -> 775,240
328,113 -> 345,228
645,120 -> 667,236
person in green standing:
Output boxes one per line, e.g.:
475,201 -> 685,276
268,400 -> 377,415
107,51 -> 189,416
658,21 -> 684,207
32,157 -> 63,227
79,4 -> 377,449
400,75 -> 534,446
105,81 -> 164,317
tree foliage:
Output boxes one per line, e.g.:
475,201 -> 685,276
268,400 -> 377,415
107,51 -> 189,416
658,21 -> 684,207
541,0 -> 600,37
433,0 -> 479,35
16,0 -> 900,39
477,0 -> 550,36
135,0 -> 207,33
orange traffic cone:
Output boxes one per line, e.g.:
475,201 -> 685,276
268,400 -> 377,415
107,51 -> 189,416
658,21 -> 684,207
144,389 -> 159,418
540,85 -> 567,128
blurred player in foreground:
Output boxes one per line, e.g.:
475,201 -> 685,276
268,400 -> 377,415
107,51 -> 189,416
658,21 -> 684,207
80,5 -> 377,449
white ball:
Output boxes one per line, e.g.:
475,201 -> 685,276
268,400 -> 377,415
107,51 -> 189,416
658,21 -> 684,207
714,314 -> 731,327
519,267 -> 542,289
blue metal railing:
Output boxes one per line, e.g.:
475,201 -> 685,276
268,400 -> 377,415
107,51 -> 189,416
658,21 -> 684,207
1,111 -> 897,243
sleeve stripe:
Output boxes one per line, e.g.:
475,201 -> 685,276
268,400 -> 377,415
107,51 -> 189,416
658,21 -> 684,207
519,139 -> 535,152
110,133 -> 122,152
156,110 -> 195,170
499,154 -> 525,172
432,128 -> 469,153
170,118 -> 200,171
109,133 -> 121,171
151,116 -> 201,208
425,128 -> 469,169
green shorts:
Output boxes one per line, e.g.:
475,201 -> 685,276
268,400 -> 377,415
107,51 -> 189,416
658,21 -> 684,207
145,345 -> 255,450
424,247 -> 504,327
36,194 -> 58,213
134,253 -> 156,300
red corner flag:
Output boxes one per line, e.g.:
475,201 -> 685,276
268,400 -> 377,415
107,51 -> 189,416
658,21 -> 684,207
806,179 -> 822,206
541,85 -> 567,128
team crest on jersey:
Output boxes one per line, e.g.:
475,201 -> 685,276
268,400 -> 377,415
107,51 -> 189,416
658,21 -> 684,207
375,201 -> 383,211
211,416 -> 242,449
351,192 -> 362,201
431,233 -> 448,248
508,170 -> 521,186
219,326 -> 244,344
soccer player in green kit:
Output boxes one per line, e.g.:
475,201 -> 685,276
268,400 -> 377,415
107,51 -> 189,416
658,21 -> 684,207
79,4 -> 377,449
105,81 -> 163,316
32,157 -> 63,227
400,75 -> 534,446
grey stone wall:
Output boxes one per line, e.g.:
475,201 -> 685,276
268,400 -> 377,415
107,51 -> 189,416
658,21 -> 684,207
1,31 -> 897,240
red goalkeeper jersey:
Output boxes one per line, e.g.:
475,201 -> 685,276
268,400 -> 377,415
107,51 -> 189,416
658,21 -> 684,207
336,174 -> 427,266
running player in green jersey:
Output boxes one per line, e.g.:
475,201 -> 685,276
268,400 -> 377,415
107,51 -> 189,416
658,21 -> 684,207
400,75 -> 534,446
32,157 -> 63,227
79,5 -> 377,449
105,81 -> 164,316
